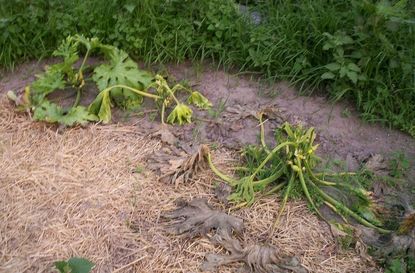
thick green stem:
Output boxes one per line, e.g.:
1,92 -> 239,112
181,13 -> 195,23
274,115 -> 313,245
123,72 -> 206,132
72,49 -> 90,108
296,158 -> 323,218
259,113 -> 271,154
310,181 -> 390,234
305,163 -> 337,186
252,164 -> 284,187
323,201 -> 348,223
265,182 -> 286,195
166,85 -> 181,105
315,172 -> 356,177
272,173 -> 295,229
250,141 -> 294,179
79,49 -> 90,74
73,88 -> 81,107
103,85 -> 161,100
206,152 -> 238,185
161,103 -> 166,125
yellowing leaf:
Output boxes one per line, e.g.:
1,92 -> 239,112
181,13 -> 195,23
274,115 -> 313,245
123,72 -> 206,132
167,104 -> 193,125
88,90 -> 112,123
187,91 -> 212,109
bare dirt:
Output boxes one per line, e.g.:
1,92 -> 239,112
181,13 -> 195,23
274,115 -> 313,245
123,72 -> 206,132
1,60 -> 414,273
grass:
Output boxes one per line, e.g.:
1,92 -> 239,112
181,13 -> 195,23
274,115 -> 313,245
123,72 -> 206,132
1,0 -> 414,136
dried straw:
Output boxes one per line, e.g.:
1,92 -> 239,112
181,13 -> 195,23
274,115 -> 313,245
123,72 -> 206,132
0,98 -> 379,273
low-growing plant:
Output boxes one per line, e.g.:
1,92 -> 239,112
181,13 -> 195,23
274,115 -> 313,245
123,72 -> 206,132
54,257 -> 94,273
389,151 -> 410,179
7,35 -> 211,126
206,120 -> 390,233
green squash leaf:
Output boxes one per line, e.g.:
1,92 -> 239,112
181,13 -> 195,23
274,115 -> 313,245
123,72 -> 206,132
92,48 -> 153,109
51,36 -> 79,81
31,69 -> 66,105
33,101 -> 97,126
73,35 -> 101,51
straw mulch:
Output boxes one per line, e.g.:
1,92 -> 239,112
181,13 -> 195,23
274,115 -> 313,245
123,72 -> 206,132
0,98 -> 379,273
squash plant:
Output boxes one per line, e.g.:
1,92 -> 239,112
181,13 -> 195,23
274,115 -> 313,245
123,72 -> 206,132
207,121 -> 390,234
7,35 -> 210,126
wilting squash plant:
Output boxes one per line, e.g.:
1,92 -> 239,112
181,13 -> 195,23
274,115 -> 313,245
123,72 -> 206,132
7,35 -> 210,126
206,120 -> 390,234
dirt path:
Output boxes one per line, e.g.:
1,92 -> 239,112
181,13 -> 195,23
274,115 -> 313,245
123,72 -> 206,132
1,61 -> 414,272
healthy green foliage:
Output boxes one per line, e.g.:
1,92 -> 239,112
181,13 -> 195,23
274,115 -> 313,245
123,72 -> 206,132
8,35 -> 211,126
54,257 -> 94,273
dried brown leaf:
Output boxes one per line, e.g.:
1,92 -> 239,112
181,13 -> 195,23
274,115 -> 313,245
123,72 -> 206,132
151,125 -> 178,145
202,231 -> 308,273
158,144 -> 209,186
163,198 -> 244,237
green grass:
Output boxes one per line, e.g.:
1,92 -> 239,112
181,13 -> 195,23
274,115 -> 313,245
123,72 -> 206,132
1,0 -> 414,136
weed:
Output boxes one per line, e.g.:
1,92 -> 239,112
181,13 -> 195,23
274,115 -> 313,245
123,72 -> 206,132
389,152 -> 410,179
341,108 -> 352,118
208,98 -> 228,120
133,165 -> 144,174
54,257 -> 94,273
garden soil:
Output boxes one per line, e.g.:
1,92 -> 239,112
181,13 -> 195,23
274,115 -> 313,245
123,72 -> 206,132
1,60 -> 414,273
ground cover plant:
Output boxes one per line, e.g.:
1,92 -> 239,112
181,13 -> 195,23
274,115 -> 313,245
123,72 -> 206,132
54,257 -> 94,273
1,0 -> 414,136
6,35 -> 211,126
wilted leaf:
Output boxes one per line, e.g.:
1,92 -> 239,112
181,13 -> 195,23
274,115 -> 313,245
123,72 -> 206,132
167,103 -> 193,125
7,86 -> 31,111
163,198 -> 244,237
88,90 -> 112,123
159,144 -> 209,186
187,91 -> 212,109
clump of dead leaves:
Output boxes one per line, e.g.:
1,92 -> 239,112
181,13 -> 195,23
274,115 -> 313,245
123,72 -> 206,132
163,198 -> 308,273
